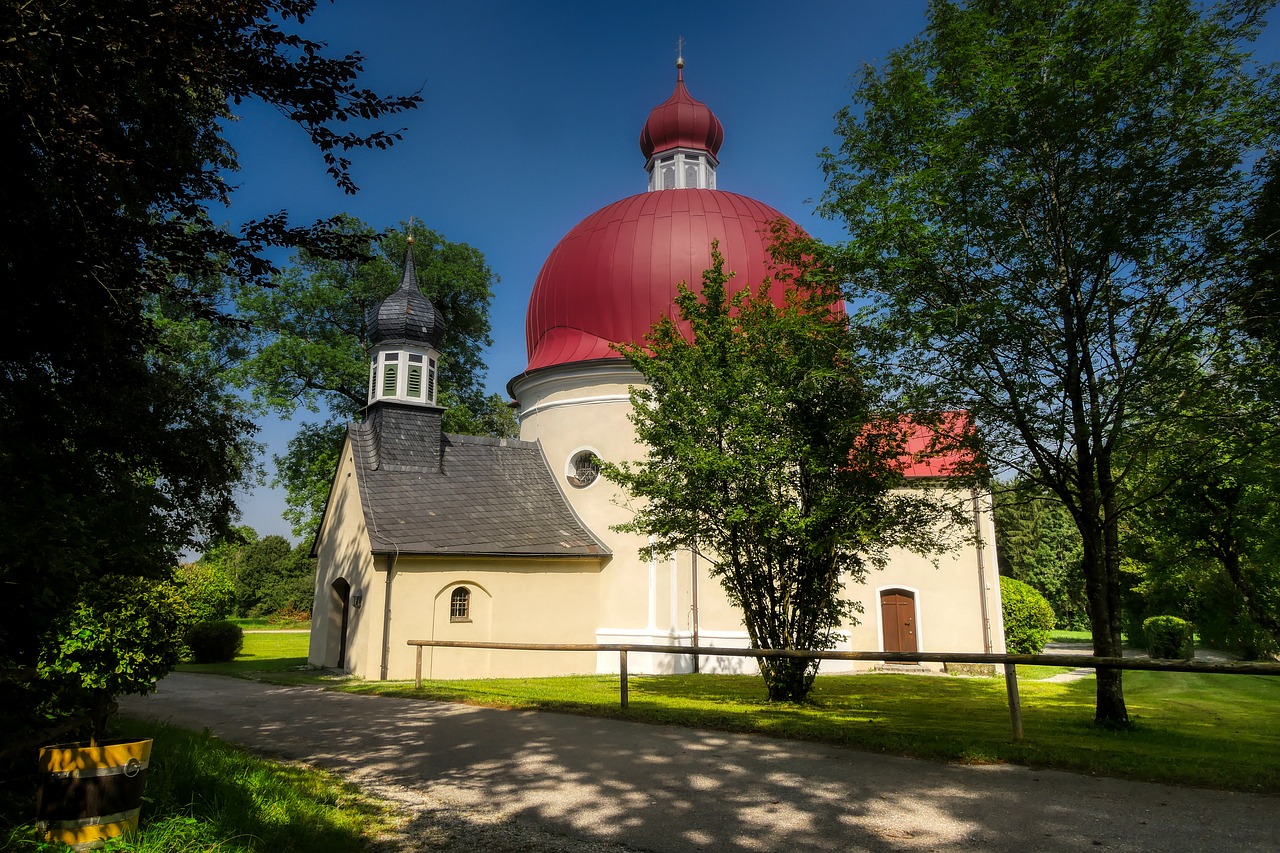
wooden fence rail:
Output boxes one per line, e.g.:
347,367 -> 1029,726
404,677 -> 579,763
406,639 -> 1280,742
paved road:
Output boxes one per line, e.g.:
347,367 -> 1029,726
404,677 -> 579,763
121,674 -> 1276,852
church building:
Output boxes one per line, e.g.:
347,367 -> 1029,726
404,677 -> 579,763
307,61 -> 1006,681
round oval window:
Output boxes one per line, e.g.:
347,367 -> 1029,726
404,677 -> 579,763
568,451 -> 601,488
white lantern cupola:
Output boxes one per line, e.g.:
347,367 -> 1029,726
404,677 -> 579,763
639,56 -> 724,192
366,236 -> 445,409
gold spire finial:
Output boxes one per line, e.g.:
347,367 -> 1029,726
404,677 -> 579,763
676,36 -> 685,70
406,216 -> 416,244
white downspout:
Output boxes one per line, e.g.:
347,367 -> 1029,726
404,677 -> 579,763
380,549 -> 397,680
972,489 -> 993,654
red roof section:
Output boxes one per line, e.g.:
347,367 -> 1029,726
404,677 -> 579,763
896,414 -> 974,479
639,66 -> 724,161
524,189 -> 807,373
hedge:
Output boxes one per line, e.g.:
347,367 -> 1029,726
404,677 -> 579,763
1143,615 -> 1194,659
185,621 -> 244,664
1000,576 -> 1056,654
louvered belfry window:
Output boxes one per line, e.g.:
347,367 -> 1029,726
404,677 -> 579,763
407,353 -> 424,399
381,351 -> 400,397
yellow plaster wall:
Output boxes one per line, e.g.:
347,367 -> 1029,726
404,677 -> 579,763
377,555 -> 603,680
511,363 -> 1005,675
308,436 -> 378,677
512,363 -> 656,632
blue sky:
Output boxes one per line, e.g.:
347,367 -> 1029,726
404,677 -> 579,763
222,1 -> 1278,542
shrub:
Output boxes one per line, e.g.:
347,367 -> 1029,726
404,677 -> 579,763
1000,576 -> 1056,654
185,621 -> 244,664
37,575 -> 189,730
1144,615 -> 1194,659
173,562 -> 236,624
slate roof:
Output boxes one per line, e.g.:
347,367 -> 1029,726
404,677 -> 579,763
346,420 -> 610,559
367,244 -> 445,348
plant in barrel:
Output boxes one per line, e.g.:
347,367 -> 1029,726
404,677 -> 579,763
32,576 -> 187,847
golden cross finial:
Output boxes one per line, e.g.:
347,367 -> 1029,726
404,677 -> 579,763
676,36 -> 685,69
406,216 -> 416,244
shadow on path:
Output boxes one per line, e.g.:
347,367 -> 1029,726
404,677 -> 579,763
121,674 -> 1275,853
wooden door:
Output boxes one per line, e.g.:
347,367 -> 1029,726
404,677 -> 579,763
881,590 -> 918,657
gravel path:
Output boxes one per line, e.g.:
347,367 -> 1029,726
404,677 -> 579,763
121,674 -> 1277,852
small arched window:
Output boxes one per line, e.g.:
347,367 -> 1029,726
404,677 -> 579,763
450,587 -> 470,622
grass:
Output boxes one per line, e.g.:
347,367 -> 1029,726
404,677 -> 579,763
176,631 -> 310,678
327,667 -> 1280,793
229,618 -> 311,631
1049,629 -> 1092,643
1,718 -> 394,852
176,633 -> 1280,793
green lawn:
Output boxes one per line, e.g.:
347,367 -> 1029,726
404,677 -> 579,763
177,630 -> 311,677
336,670 -> 1279,792
184,632 -> 1280,793
229,617 -> 312,631
2,718 -> 392,852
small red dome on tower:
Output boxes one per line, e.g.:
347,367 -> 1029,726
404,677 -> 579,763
639,63 -> 724,161
523,189 -> 806,373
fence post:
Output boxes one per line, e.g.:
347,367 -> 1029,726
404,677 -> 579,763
415,645 -> 422,689
1003,663 -> 1023,742
619,649 -> 629,711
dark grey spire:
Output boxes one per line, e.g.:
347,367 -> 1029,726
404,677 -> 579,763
367,238 -> 445,348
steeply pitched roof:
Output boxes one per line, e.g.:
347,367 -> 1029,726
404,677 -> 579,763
366,243 -> 445,349
347,423 -> 609,558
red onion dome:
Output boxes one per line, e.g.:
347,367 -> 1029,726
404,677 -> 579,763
523,189 -> 809,373
639,65 -> 724,161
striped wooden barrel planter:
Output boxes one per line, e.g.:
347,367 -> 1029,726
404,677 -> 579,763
36,738 -> 152,850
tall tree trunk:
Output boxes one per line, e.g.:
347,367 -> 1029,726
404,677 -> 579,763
1077,478 -> 1129,726
1096,452 -> 1129,725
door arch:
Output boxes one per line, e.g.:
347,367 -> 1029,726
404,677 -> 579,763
880,589 -> 918,658
329,577 -> 351,670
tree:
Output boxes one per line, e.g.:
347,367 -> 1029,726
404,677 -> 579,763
1236,152 -> 1280,347
232,216 -> 516,537
235,536 -> 317,617
1120,354 -> 1280,658
603,246 -> 960,703
993,479 -> 1087,630
0,0 -> 418,739
814,0 -> 1277,724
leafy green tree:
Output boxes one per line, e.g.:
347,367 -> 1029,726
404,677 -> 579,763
236,537 -> 317,617
232,535 -> 295,617
195,530 -> 315,618
173,562 -> 238,625
233,216 -> 517,536
37,576 -> 190,741
1120,358 -> 1280,658
994,480 -> 1087,630
814,0 -> 1276,724
0,0 -> 417,738
1236,152 -> 1280,347
604,246 -> 961,703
